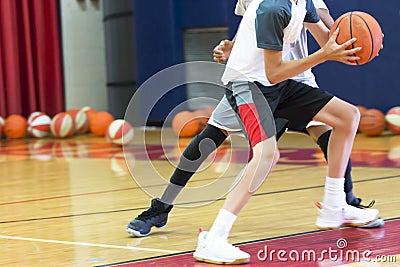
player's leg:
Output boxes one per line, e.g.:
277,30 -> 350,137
273,80 -> 379,229
126,124 -> 228,237
307,125 -> 384,228
312,97 -> 379,229
307,124 -> 358,205
126,96 -> 245,237
194,81 -> 278,264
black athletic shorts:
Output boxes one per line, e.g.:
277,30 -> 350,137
226,79 -> 334,146
257,79 -> 334,133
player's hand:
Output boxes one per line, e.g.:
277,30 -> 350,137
322,28 -> 361,65
213,40 -> 233,63
378,33 -> 384,56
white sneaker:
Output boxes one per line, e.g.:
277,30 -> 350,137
359,218 -> 385,228
193,230 -> 250,264
315,202 -> 381,229
342,204 -> 380,227
315,202 -> 344,230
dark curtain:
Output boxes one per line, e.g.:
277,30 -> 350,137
0,0 -> 64,118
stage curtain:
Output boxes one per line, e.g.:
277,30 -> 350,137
0,0 -> 64,118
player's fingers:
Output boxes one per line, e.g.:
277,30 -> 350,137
341,37 -> 357,48
213,47 -> 223,54
213,56 -> 224,64
221,40 -> 230,46
214,49 -> 223,55
347,55 -> 360,62
330,28 -> 339,40
344,61 -> 358,66
345,47 -> 361,55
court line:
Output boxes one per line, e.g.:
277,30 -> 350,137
0,165 -> 312,206
0,235 -> 180,254
1,173 -> 398,225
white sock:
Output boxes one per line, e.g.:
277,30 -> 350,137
206,209 -> 237,242
323,177 -> 345,209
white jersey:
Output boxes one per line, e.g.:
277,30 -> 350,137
223,0 -> 328,87
209,0 -> 329,132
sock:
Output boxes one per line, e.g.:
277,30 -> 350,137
206,209 -> 237,242
160,183 -> 183,205
317,130 -> 354,198
323,177 -> 345,209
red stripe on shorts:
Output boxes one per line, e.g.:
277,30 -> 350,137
238,103 -> 267,147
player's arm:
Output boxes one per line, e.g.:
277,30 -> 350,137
304,6 -> 335,47
264,29 -> 360,84
317,8 -> 334,29
305,20 -> 330,47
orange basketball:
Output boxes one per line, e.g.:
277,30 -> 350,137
330,11 -> 383,65
357,105 -> 367,115
356,105 -> 367,132
203,107 -> 215,117
359,109 -> 386,136
82,106 -> 97,125
4,115 -> 28,139
89,111 -> 114,136
193,109 -> 210,132
385,106 -> 400,134
0,116 -> 4,137
172,111 -> 200,137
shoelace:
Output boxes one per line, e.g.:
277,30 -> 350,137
359,199 -> 375,209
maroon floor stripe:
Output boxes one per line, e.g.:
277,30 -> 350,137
100,219 -> 400,267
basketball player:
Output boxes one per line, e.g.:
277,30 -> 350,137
191,0 -> 383,263
126,0 -> 382,240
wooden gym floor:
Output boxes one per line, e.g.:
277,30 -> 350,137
1,129 -> 400,266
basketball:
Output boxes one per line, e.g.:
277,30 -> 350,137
4,114 -> 28,139
193,109 -> 211,132
89,111 -> 114,136
330,11 -> 383,65
27,112 -> 51,138
28,112 -> 44,124
356,105 -> 367,132
385,106 -> 400,134
172,111 -> 200,137
106,119 -> 134,146
0,116 -> 4,137
67,108 -> 89,133
51,112 -> 75,138
359,109 -> 386,136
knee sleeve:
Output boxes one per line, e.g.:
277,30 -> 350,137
171,124 -> 227,186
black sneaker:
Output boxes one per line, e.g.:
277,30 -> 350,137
126,198 -> 173,237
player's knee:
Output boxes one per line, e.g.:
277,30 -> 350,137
341,105 -> 360,133
254,139 -> 279,166
330,105 -> 359,135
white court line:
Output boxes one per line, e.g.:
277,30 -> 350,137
0,235 -> 180,254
